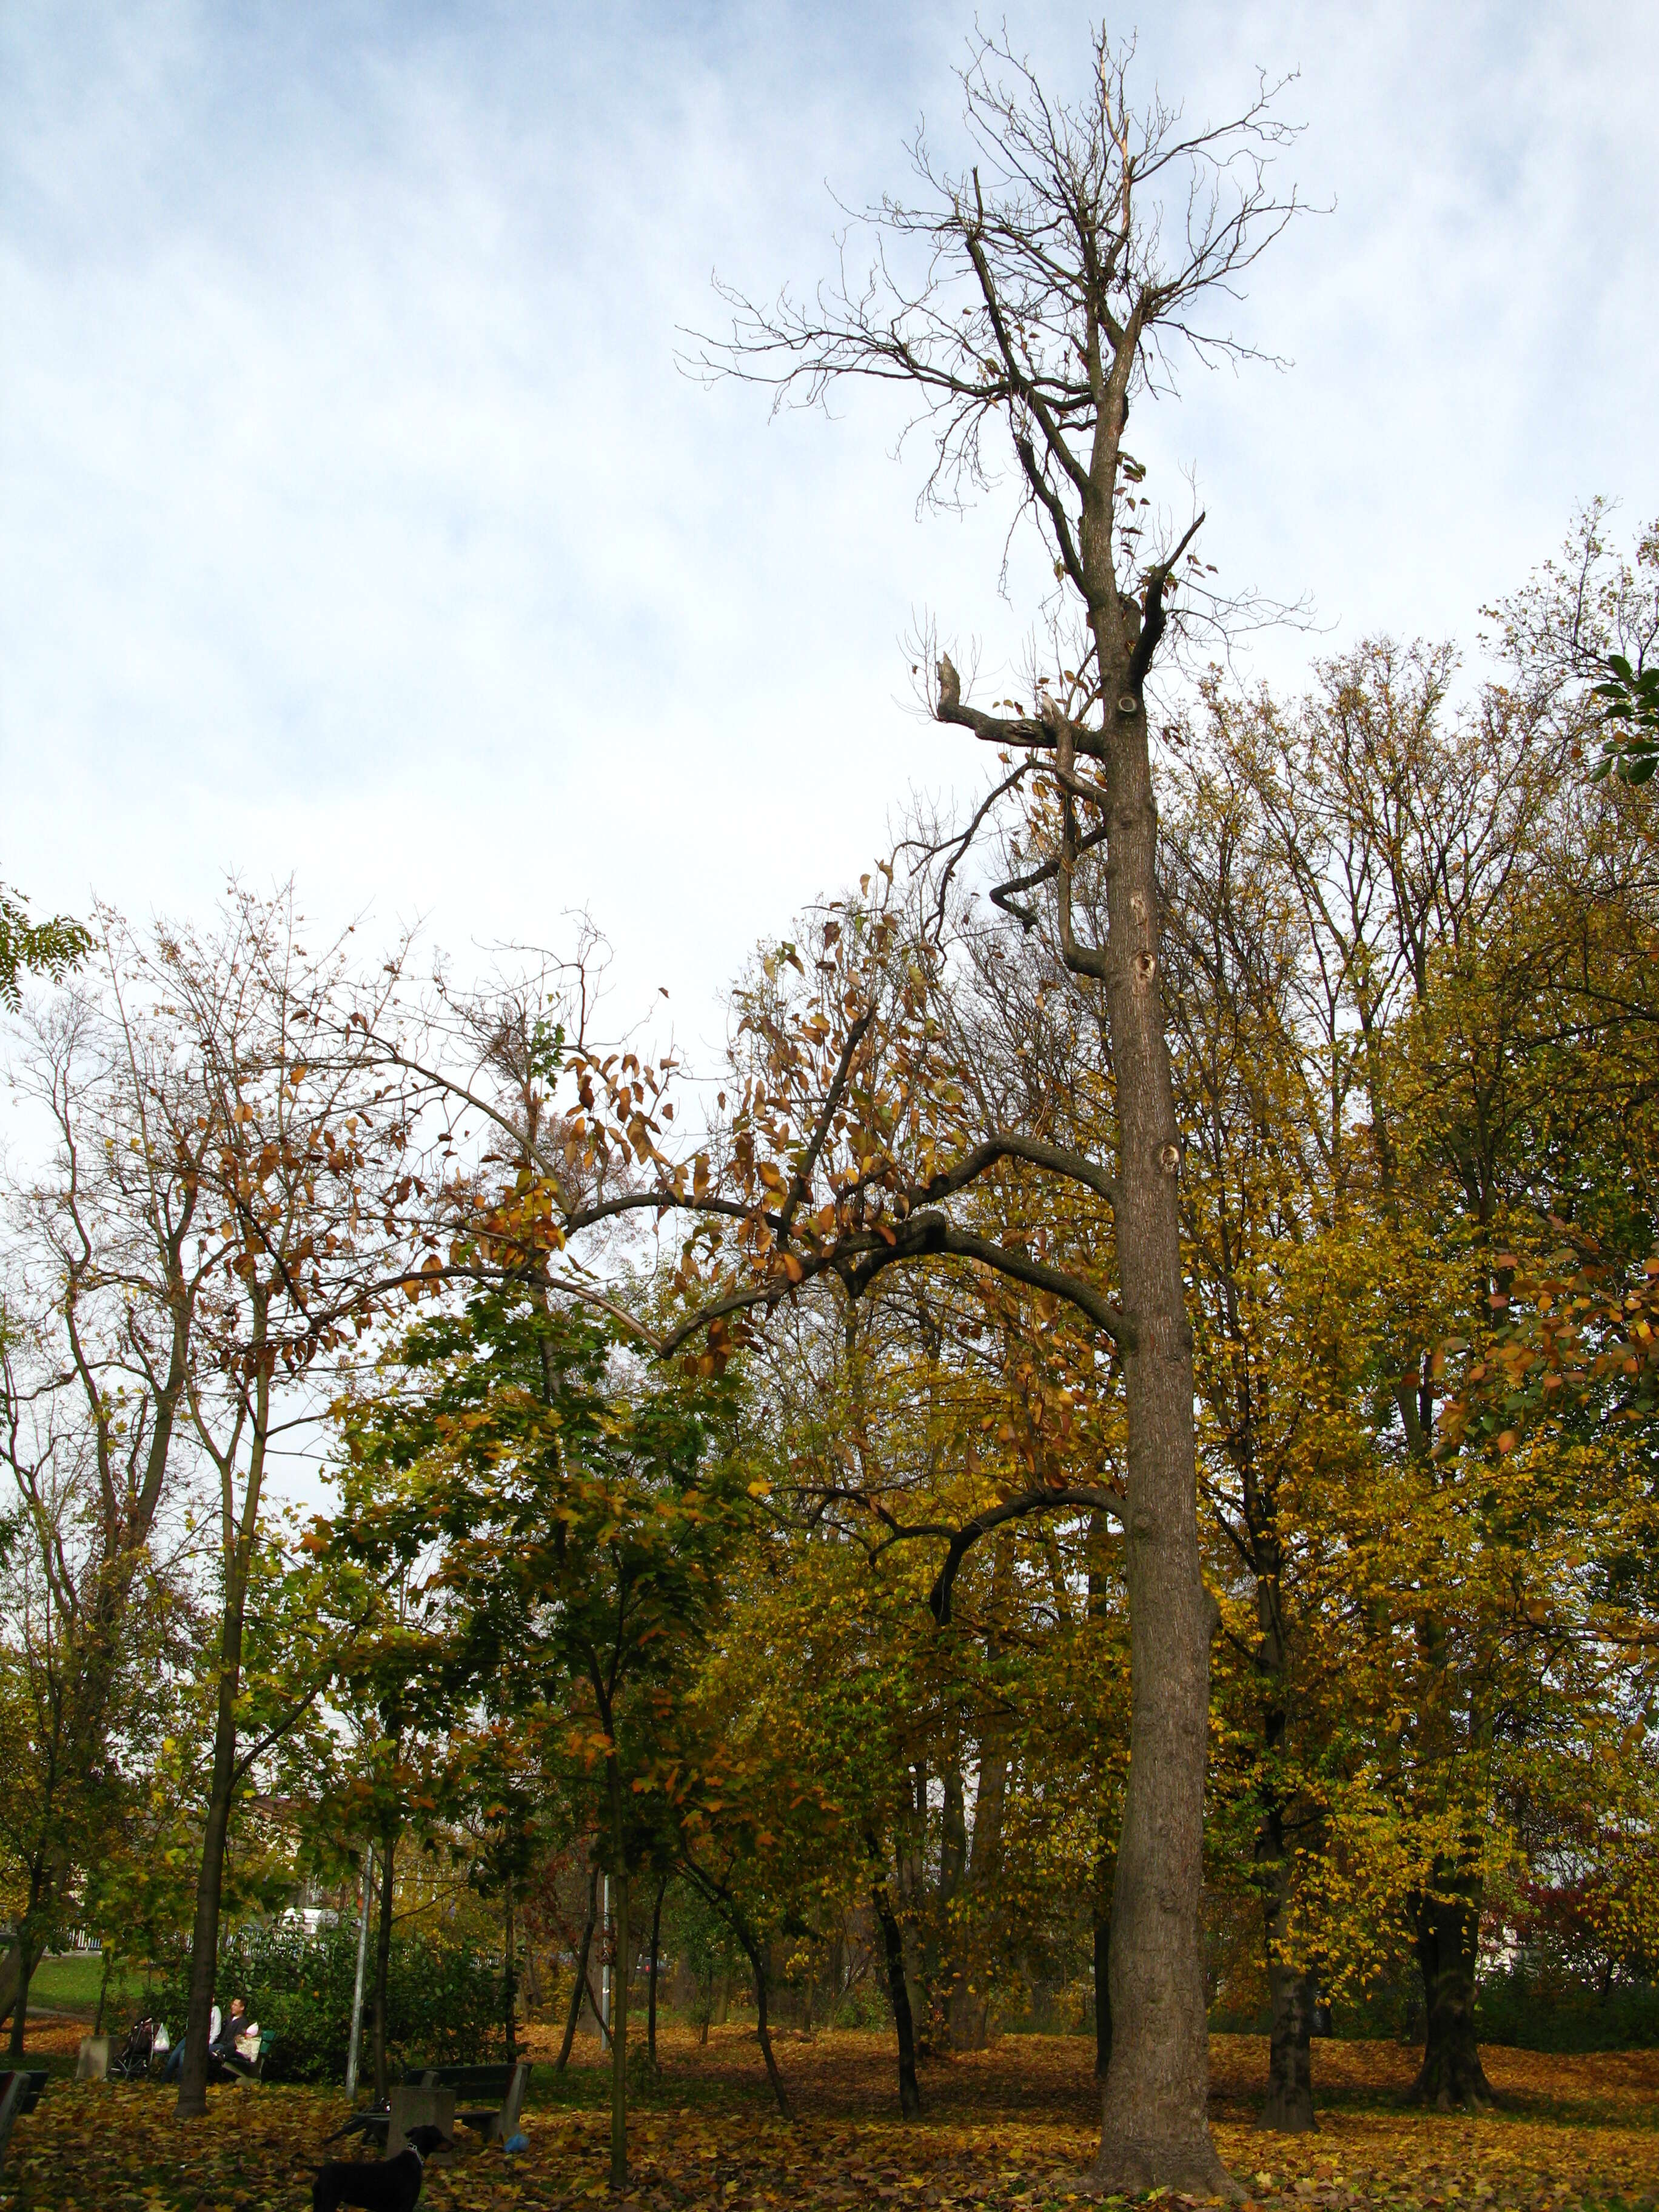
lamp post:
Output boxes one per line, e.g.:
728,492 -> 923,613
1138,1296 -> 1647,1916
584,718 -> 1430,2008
600,1875 -> 611,2043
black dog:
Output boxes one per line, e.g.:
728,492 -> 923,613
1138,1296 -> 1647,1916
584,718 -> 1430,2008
310,2124 -> 453,2212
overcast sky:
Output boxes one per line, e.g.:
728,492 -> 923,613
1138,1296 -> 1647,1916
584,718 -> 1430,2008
4,1 -> 1655,1065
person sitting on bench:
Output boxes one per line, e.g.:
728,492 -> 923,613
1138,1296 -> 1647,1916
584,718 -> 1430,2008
215,1999 -> 261,2073
161,2004 -> 220,2081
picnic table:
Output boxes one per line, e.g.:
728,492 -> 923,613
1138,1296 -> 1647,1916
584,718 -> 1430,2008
0,2070 -> 49,2177
329,2059 -> 531,2150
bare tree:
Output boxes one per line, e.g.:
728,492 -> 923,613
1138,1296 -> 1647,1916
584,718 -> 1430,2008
686,28 -> 1304,2193
1,892 -> 438,2110
126,890 -> 429,2118
0,978 -> 218,2041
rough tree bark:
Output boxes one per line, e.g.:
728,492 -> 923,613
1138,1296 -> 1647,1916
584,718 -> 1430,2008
1409,1876 -> 1495,2111
1257,1817 -> 1317,2133
1081,686 -> 1227,2194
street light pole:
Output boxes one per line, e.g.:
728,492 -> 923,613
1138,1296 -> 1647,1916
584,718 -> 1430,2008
600,1875 -> 611,2043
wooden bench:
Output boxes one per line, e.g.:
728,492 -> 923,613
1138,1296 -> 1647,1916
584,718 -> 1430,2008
212,2032 -> 271,2085
0,2071 -> 49,2177
329,2058 -> 530,2148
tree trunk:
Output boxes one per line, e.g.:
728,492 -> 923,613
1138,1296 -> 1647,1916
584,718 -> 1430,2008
176,1520 -> 256,2122
345,1852 -> 373,2099
1259,1960 -> 1318,2133
0,1942 -> 21,2049
947,1709 -> 1008,2054
1409,1880 -> 1494,2110
1092,1884 -> 1112,2083
372,1829 -> 397,2105
93,1945 -> 114,2037
868,1843 -> 921,2120
175,1732 -> 236,2116
503,1875 -> 518,2063
2,1860 -> 51,2062
609,1865 -> 630,2190
896,1761 -> 931,2052
647,1875 -> 666,2066
4,1936 -> 40,2062
937,1741 -> 973,2051
5,1957 -> 26,2062
1256,1801 -> 1316,2133
1073,630 -> 1233,2198
1087,1514 -> 1118,2086
739,1925 -> 791,2120
556,1867 -> 598,2072
177,1311 -> 272,2122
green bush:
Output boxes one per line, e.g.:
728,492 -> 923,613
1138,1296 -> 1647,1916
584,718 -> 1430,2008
152,1921 -> 509,2085
1476,1969 -> 1659,2053
1213,1968 -> 1659,2052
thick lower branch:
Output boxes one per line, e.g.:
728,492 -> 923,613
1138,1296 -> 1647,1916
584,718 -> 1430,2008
929,1486 -> 1124,1622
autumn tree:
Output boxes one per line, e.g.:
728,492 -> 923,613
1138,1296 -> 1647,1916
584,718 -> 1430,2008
1177,601 -> 1659,2111
1146,760 -> 1367,2132
0,1412 -> 203,2056
740,1201 -> 1129,2104
94,890 -> 434,2119
0,939 -> 224,2039
291,1526 -> 461,2105
335,1292 -> 761,2186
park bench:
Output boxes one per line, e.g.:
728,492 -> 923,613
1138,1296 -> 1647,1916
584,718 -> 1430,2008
0,2071 -> 49,2177
211,2031 -> 271,2085
329,2058 -> 531,2148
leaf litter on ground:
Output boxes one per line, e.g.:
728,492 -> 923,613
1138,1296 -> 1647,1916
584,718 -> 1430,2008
1,2028 -> 1654,2212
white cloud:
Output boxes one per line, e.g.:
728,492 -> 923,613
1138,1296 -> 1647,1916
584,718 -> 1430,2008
2,0 -> 1654,1070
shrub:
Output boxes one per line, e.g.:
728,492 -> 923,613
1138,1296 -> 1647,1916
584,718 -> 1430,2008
1476,1968 -> 1659,2053
152,1920 -> 509,2084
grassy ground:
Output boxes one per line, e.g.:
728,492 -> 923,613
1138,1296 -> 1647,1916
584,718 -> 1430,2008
2,2023 -> 1654,2212
20,1954 -> 144,2020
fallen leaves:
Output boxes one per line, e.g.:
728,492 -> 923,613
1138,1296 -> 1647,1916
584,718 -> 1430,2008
2,2031 -> 1655,2212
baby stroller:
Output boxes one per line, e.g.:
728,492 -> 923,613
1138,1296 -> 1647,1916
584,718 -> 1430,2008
108,2016 -> 160,2080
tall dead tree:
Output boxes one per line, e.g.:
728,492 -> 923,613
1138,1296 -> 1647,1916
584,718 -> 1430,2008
690,28 -> 1302,2194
